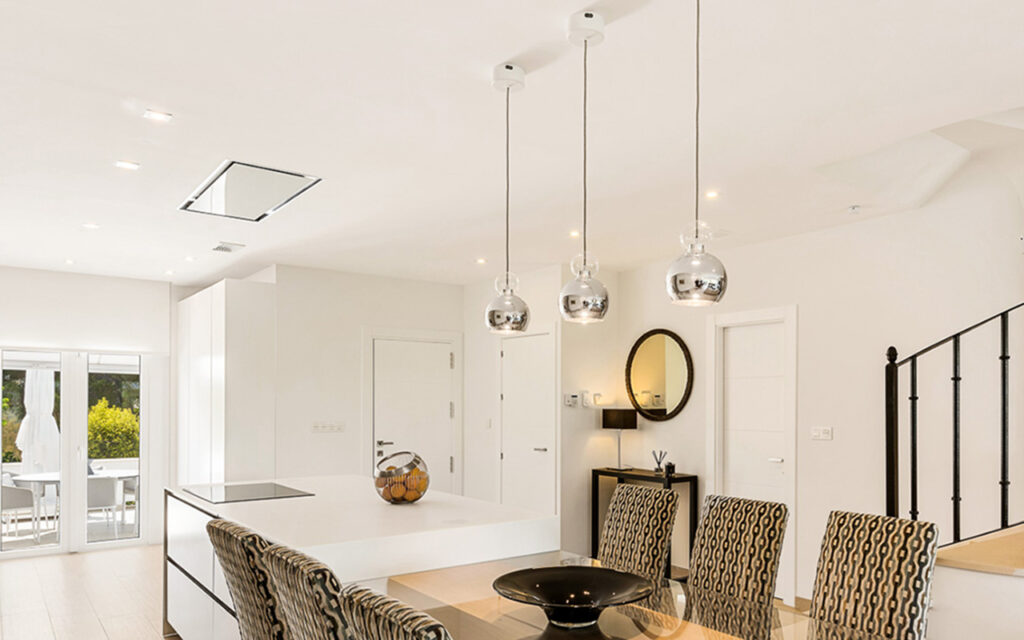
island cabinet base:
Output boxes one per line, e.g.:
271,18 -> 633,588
163,476 -> 560,640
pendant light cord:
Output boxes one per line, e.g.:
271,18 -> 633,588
582,39 -> 589,266
693,0 -> 701,241
505,86 -> 511,288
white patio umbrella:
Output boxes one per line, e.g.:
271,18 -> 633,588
15,369 -> 60,473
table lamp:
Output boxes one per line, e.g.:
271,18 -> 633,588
602,408 -> 637,470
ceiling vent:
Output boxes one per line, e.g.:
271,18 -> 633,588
180,160 -> 321,222
212,241 -> 246,253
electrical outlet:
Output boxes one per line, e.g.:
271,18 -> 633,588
563,393 -> 579,408
811,427 -> 834,441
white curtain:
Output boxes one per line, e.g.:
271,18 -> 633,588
15,369 -> 61,473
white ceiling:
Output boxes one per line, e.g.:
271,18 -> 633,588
2,0 -> 1024,287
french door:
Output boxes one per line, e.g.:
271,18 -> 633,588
0,349 -> 148,555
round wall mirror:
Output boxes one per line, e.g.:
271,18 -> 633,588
625,329 -> 694,421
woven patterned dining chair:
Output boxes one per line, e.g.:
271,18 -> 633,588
206,519 -> 289,640
687,494 -> 789,605
264,543 -> 453,640
597,484 -> 680,583
810,511 -> 938,640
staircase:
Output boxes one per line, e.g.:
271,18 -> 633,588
885,303 -> 1024,640
885,300 -> 1024,541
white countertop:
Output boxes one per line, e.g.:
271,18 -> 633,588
169,475 -> 554,551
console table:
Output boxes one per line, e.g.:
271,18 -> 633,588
590,467 -> 699,578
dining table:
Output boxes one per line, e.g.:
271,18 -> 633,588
11,468 -> 140,541
378,551 -> 891,640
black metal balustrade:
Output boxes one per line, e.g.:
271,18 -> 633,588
885,301 -> 1024,543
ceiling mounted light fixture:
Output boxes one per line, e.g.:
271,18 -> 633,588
485,64 -> 530,335
666,0 -> 727,307
114,160 -> 140,171
559,11 -> 609,325
143,109 -> 174,122
180,161 -> 320,222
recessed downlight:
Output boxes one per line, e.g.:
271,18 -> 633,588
705,190 -> 719,199
82,222 -> 100,230
569,230 -> 580,238
165,269 -> 175,276
65,259 -> 74,265
143,109 -> 174,123
476,258 -> 487,264
185,256 -> 196,262
114,160 -> 140,171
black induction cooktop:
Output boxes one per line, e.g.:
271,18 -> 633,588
183,482 -> 313,504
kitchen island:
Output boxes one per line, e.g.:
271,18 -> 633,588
163,475 -> 559,640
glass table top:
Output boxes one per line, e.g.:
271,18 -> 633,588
374,551 -> 894,640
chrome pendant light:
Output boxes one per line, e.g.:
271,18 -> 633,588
485,64 -> 530,334
560,11 -> 609,324
666,0 -> 727,306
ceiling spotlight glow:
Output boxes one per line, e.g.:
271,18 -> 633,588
569,230 -> 580,238
185,256 -> 196,262
114,160 -> 140,170
705,190 -> 719,199
165,270 -> 175,276
476,258 -> 487,264
82,223 -> 100,230
143,109 -> 174,122
65,259 -> 74,265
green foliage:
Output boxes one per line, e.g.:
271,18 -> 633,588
87,398 -> 140,459
2,394 -> 20,463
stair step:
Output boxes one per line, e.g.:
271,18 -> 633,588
936,524 -> 1024,577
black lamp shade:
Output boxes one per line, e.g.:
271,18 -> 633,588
602,409 -> 637,430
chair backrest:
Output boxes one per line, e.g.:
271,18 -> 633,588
597,484 -> 680,583
263,544 -> 348,640
87,476 -> 118,509
264,544 -> 452,640
687,494 -> 789,605
1,485 -> 34,510
810,511 -> 938,640
206,519 -> 289,640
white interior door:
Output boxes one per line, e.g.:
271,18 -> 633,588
373,339 -> 455,493
710,308 -> 797,604
500,332 -> 556,515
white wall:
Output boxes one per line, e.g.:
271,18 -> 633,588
270,265 -> 463,479
610,162 -> 1024,597
0,266 -> 170,353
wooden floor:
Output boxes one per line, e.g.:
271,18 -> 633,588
0,544 -> 164,640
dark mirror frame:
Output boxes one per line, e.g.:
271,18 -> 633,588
625,328 -> 694,422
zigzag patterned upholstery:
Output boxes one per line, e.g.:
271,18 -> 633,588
688,494 -> 789,605
206,519 -> 289,640
597,484 -> 680,583
264,543 -> 452,640
810,511 -> 938,640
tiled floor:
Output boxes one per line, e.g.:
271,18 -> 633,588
0,544 -> 164,639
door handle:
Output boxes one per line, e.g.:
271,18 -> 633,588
377,440 -> 394,446
767,457 -> 784,463
533,447 -> 548,452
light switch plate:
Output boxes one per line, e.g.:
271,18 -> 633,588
811,427 -> 834,441
563,394 -> 579,408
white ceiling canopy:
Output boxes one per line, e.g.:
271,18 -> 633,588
1,1 -> 1023,286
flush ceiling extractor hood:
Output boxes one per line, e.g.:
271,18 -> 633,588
179,160 -> 321,222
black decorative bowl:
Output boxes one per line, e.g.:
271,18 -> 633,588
493,566 -> 654,629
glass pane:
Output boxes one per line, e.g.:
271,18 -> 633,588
1,350 -> 61,551
181,161 -> 319,222
86,354 -> 141,543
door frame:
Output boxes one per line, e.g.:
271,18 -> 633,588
498,322 -> 561,516
705,306 -> 798,604
361,328 -> 464,495
0,347 -> 165,558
